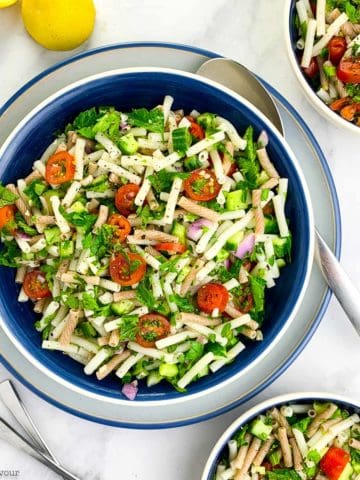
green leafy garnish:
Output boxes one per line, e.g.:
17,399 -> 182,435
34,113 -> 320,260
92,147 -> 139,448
249,275 -> 266,313
23,180 -> 47,209
118,315 -> 139,342
127,107 -> 164,133
267,469 -> 302,480
0,182 -> 18,208
62,209 -> 97,233
148,169 -> 189,193
169,293 -> 195,313
0,240 -> 21,267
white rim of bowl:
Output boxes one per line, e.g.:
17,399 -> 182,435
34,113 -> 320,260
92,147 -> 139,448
201,391 -> 360,480
284,0 -> 360,134
0,66 -> 315,407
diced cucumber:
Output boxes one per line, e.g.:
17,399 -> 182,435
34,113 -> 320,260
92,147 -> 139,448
273,236 -> 291,258
159,363 -> 178,378
111,300 -> 134,315
276,258 -> 286,269
250,418 -> 273,440
44,226 -> 61,245
171,222 -> 187,245
225,231 -> 244,251
68,200 -> 87,214
216,248 -> 230,261
147,371 -> 163,387
184,155 -> 202,171
258,170 -> 270,185
60,240 -> 74,259
264,215 -> 279,234
172,127 -> 192,154
225,189 -> 249,210
118,133 -> 139,155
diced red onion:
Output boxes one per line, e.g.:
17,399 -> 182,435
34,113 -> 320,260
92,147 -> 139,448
257,130 -> 269,148
234,234 -> 255,259
122,380 -> 138,401
16,232 -> 31,240
187,219 -> 213,241
224,258 -> 232,270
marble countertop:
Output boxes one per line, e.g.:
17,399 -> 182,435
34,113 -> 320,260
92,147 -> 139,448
0,0 -> 359,479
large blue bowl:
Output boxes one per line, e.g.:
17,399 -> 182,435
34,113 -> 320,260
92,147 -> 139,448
202,393 -> 360,479
0,68 -> 314,404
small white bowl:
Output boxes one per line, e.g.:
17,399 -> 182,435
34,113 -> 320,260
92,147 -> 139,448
201,391 -> 360,480
284,0 -> 360,134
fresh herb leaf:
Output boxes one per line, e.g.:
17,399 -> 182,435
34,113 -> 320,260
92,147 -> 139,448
233,425 -> 249,448
243,125 -> 257,162
169,293 -> 195,313
23,180 -> 47,209
346,83 -> 360,103
127,107 -> 164,134
40,261 -> 60,288
15,212 -> 37,236
0,182 -> 18,208
118,315 -> 139,341
172,127 -> 192,154
62,209 -> 97,233
184,341 -> 204,365
205,342 -> 227,357
292,416 -> 311,433
0,240 -> 21,267
267,469 -> 302,480
148,169 -> 189,193
249,275 -> 266,313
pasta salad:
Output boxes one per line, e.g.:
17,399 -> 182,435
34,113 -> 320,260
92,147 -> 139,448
214,400 -> 360,480
0,96 -> 291,399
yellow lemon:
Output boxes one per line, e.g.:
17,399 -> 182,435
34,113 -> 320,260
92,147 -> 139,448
21,0 -> 96,51
0,0 -> 18,8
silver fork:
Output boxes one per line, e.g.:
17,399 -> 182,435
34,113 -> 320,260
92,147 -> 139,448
0,379 -> 80,479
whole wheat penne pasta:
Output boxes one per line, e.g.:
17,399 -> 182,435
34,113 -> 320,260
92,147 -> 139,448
96,351 -> 131,380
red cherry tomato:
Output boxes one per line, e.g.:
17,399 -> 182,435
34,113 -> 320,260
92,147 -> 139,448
0,205 -> 15,231
45,151 -> 75,185
337,57 -> 360,84
320,447 -> 350,480
185,115 -> 205,140
328,36 -> 347,65
135,313 -> 170,348
23,270 -> 51,300
183,169 -> 220,201
197,283 -> 229,314
115,184 -> 140,217
107,214 -> 131,242
302,57 -> 319,79
109,252 -> 146,286
154,242 -> 186,255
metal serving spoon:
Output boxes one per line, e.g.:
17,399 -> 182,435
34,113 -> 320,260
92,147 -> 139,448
197,58 -> 360,336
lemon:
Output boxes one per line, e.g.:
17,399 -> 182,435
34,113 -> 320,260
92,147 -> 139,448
0,0 -> 18,7
21,0 -> 96,51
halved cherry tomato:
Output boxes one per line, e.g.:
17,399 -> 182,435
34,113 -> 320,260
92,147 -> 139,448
197,283 -> 229,314
135,313 -> 170,348
115,184 -> 140,217
23,270 -> 51,300
302,57 -> 319,79
328,36 -> 347,65
108,214 -> 131,242
236,283 -> 254,314
0,205 -> 15,231
183,169 -> 220,201
154,242 -> 186,255
330,97 -> 351,112
45,151 -> 75,185
337,57 -> 360,84
320,447 -> 350,480
109,252 -> 146,286
185,115 -> 205,140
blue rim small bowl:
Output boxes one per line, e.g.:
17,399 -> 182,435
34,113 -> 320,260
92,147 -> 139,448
0,67 -> 314,406
202,392 -> 360,479
285,0 -> 360,134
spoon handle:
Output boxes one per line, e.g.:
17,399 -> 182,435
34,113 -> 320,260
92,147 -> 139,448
315,230 -> 360,335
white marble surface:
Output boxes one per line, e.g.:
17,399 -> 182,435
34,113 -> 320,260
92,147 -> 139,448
0,0 -> 359,479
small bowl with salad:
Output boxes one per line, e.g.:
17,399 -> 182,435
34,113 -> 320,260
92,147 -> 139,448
0,67 -> 313,405
286,0 -> 360,132
202,392 -> 360,480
